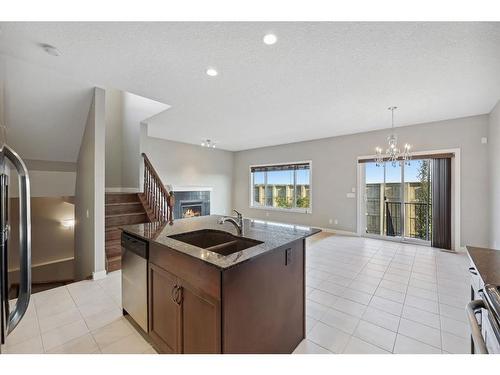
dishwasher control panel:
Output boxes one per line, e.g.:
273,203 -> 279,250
121,232 -> 148,259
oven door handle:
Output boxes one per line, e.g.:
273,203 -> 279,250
466,299 -> 488,354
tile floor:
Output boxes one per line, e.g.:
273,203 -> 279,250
294,233 -> 471,354
1,270 -> 156,354
3,233 -> 471,354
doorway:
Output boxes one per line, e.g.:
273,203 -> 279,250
362,159 -> 432,245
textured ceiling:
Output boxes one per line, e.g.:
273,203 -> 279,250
1,22 -> 500,152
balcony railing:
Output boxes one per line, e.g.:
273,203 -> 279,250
366,201 -> 431,241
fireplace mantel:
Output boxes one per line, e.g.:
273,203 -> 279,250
171,186 -> 213,192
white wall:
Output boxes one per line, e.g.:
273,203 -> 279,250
74,88 -> 106,280
489,100 -> 500,249
233,115 -> 490,248
121,92 -> 169,189
104,90 -> 169,190
140,127 -> 234,216
105,88 -> 123,188
0,56 -> 5,132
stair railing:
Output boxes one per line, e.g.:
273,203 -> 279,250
141,153 -> 172,223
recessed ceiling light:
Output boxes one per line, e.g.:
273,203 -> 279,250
263,33 -> 277,45
41,43 -> 61,57
206,68 -> 218,77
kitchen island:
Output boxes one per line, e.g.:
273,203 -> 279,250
121,215 -> 320,354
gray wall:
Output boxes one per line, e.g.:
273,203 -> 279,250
233,115 -> 490,248
140,131 -> 234,216
489,101 -> 500,249
75,88 -> 106,280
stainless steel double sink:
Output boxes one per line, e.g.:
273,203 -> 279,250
168,229 -> 263,256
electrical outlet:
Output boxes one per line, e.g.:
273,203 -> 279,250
334,219 -> 338,225
328,219 -> 333,225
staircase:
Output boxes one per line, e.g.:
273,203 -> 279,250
104,154 -> 171,273
105,192 -> 149,272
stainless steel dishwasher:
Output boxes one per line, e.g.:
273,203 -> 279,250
121,232 -> 148,332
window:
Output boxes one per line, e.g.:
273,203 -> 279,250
250,162 -> 311,213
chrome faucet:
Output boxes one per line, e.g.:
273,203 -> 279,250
218,209 -> 243,236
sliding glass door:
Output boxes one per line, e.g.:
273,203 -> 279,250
404,159 -> 432,242
363,159 -> 432,244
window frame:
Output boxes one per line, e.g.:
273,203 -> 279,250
249,160 -> 313,214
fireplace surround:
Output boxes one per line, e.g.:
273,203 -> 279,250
173,190 -> 210,219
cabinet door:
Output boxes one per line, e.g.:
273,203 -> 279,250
148,263 -> 181,353
179,281 -> 221,353
222,239 -> 305,353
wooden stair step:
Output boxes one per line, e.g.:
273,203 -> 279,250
106,256 -> 121,273
105,227 -> 122,241
105,192 -> 140,204
105,201 -> 145,215
105,212 -> 148,227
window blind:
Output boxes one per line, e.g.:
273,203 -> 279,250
250,163 -> 310,173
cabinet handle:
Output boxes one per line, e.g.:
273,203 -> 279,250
175,286 -> 183,305
171,285 -> 178,303
469,267 -> 478,276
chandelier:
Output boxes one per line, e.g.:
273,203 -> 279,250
375,106 -> 411,167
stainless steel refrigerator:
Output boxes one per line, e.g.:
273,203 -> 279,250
0,144 -> 31,353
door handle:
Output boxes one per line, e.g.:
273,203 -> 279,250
3,145 -> 31,335
466,299 -> 488,354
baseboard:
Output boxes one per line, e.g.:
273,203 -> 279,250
318,227 -> 359,236
243,215 -> 358,237
8,257 -> 74,284
105,187 -> 140,193
92,270 -> 107,280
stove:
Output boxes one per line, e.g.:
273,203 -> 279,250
483,284 -> 500,343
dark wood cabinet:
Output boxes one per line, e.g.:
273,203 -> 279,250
180,281 -> 220,353
148,263 -> 181,353
148,245 -> 221,353
148,238 -> 304,354
222,239 -> 305,353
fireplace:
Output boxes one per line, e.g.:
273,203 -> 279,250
180,201 -> 203,218
173,190 -> 210,219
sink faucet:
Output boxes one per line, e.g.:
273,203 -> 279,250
218,209 -> 243,236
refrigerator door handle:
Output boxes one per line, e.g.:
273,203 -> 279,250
3,145 -> 31,335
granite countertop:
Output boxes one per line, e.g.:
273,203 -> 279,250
121,215 -> 321,270
467,246 -> 500,285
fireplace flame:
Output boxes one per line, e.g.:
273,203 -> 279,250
183,208 -> 201,218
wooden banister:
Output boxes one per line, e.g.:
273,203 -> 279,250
141,153 -> 173,223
